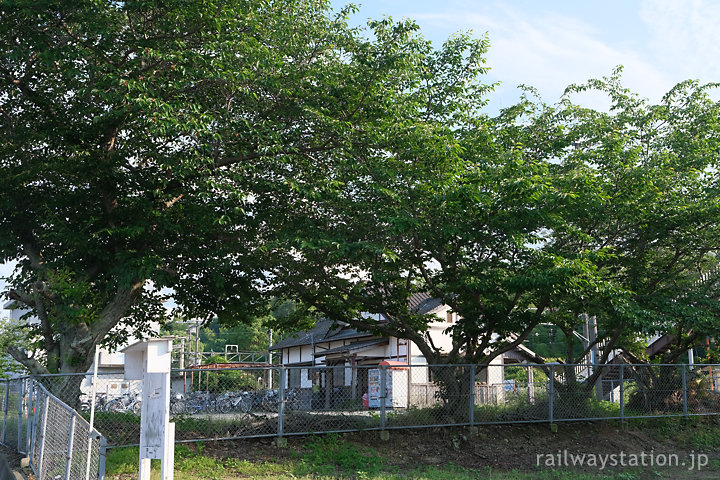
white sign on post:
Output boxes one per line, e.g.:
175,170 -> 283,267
122,338 -> 175,480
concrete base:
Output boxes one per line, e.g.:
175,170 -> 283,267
549,423 -> 558,433
274,437 -> 288,448
379,430 -> 390,441
467,426 -> 479,436
18,459 -> 28,470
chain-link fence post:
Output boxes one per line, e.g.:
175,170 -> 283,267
681,365 -> 688,417
98,435 -> 107,480
379,364 -> 387,431
30,382 -> 41,464
278,366 -> 286,439
468,365 -> 476,427
619,363 -> 625,422
548,364 -> 555,426
1,379 -> 8,445
64,416 -> 75,480
36,394 -> 50,480
25,378 -> 33,455
17,377 -> 25,452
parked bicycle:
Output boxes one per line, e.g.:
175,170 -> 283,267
104,391 -> 142,414
184,391 -> 218,414
216,391 -> 251,414
170,392 -> 187,414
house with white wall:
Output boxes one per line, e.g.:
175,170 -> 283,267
269,293 -> 528,408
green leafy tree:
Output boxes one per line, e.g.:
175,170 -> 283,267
198,317 -> 269,353
264,37 -> 610,416
269,70 -> 720,412
543,72 -> 720,401
270,93 -> 602,365
0,0 -> 447,403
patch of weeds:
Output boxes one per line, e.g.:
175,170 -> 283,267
176,454 -> 226,479
174,443 -> 196,460
229,458 -> 296,477
616,473 -> 638,480
105,446 -> 140,475
299,433 -> 385,477
690,428 -> 720,451
386,405 -> 439,426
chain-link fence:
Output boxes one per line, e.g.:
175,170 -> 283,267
5,363 -> 720,453
1,378 -> 29,455
0,377 -> 106,480
60,363 -> 720,447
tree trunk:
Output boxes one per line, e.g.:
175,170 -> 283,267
428,364 -> 472,423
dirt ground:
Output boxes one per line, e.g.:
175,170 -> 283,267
4,420 -> 720,478
204,422 -> 715,471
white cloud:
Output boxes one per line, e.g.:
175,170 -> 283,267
412,3 -> 679,110
640,0 -> 720,82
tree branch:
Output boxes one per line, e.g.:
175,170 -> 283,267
7,345 -> 50,375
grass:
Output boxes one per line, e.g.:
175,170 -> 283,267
104,437 -> 650,480
628,415 -> 720,451
95,406 -> 720,479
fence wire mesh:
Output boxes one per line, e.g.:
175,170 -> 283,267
5,363 -> 720,453
2,379 -> 21,451
1,377 -> 105,480
56,364 -> 720,447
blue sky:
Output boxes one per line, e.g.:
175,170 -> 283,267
3,0 -> 720,305
332,0 -> 720,111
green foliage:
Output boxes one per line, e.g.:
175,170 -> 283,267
198,354 -> 263,392
1,0 -> 462,378
199,317 -> 269,353
103,436 -> 651,479
3,0 -> 719,390
0,318 -> 30,377
503,366 -> 548,384
104,446 -> 141,476
272,65 -> 720,380
300,434 -> 385,477
523,325 -> 575,360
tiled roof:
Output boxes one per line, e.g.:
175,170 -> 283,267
408,292 -> 445,315
269,318 -> 335,351
317,338 -> 389,357
324,325 -> 373,342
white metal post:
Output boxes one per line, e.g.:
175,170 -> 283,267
468,365 -> 476,426
17,378 -> 24,452
24,378 -> 32,455
278,367 -> 286,438
36,395 -> 50,480
1,380 -> 8,445
85,346 -> 100,480
64,416 -> 76,480
548,364 -> 555,425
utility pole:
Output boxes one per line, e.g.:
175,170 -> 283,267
582,314 -> 591,364
589,315 -> 603,401
192,321 -> 200,367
